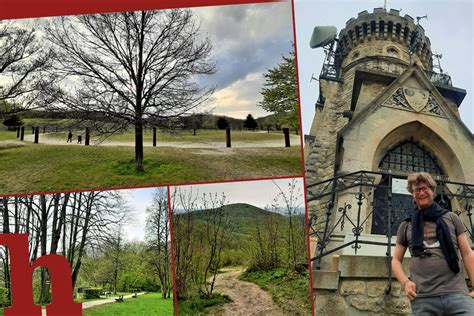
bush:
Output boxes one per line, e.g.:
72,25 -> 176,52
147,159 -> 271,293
83,288 -> 102,299
0,287 -> 9,307
178,293 -> 231,314
216,117 -> 229,130
3,114 -> 23,130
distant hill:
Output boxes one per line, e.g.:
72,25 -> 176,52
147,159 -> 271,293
181,203 -> 304,236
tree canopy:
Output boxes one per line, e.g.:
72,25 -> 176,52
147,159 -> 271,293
216,117 -> 229,130
0,21 -> 52,114
243,114 -> 257,130
258,52 -> 299,132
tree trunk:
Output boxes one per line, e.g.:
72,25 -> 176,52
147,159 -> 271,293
134,120 -> 144,173
1,198 -> 12,302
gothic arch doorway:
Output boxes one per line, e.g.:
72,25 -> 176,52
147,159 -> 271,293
371,139 -> 450,235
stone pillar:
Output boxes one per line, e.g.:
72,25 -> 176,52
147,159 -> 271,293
226,127 -> 231,148
283,128 -> 290,147
34,127 -> 39,144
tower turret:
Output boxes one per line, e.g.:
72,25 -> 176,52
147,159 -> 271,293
333,8 -> 433,75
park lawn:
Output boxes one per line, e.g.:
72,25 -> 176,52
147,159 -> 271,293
239,268 -> 312,315
42,129 -> 297,143
0,143 -> 302,195
82,293 -> 174,315
75,292 -> 132,303
0,130 -> 18,141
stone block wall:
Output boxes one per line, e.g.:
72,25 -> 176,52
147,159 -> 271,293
313,255 -> 412,315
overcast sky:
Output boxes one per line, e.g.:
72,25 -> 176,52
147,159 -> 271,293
2,2 -> 294,121
192,1 -> 294,119
172,177 -> 304,209
121,177 -> 304,241
294,0 -> 474,135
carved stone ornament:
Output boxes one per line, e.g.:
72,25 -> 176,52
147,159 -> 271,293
382,88 -> 410,109
403,87 -> 429,112
382,87 -> 446,118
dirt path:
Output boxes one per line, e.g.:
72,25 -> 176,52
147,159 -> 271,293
209,269 -> 285,316
22,133 -> 300,148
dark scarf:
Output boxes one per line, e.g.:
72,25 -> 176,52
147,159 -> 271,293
410,202 -> 460,274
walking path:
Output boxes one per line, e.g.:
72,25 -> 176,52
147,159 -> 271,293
208,268 -> 284,316
22,133 -> 300,148
41,292 -> 146,315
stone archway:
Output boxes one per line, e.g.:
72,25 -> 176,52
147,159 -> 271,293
372,120 -> 464,182
370,121 -> 461,235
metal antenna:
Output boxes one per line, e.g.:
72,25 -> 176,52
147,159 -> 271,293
416,15 -> 428,24
432,53 -> 444,73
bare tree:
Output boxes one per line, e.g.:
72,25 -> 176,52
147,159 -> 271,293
102,226 -> 125,294
250,205 -> 280,271
273,179 -> 306,270
198,192 -> 229,297
171,187 -> 199,300
46,10 -> 216,172
0,21 -> 52,114
0,190 -> 128,302
145,188 -> 172,299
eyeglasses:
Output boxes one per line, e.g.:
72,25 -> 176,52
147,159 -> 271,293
413,186 -> 431,194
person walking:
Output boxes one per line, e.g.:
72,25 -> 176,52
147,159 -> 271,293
67,131 -> 73,143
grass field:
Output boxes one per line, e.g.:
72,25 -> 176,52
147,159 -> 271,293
0,292 -> 174,315
0,130 -> 18,141
40,129 -> 296,143
239,269 -> 312,315
82,292 -> 173,315
0,142 -> 302,194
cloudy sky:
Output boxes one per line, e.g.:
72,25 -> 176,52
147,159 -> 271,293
121,177 -> 304,241
192,2 -> 294,119
172,177 -> 304,209
2,2 -> 294,121
294,0 -> 474,135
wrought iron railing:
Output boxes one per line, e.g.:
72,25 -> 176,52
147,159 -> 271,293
426,71 -> 452,87
307,170 -> 474,291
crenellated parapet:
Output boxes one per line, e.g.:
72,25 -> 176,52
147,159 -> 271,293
334,8 -> 433,72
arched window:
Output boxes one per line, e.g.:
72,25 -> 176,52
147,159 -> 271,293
373,140 -> 449,235
378,140 -> 444,176
387,47 -> 399,58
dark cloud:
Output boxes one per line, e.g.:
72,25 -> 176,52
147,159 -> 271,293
193,2 -> 294,90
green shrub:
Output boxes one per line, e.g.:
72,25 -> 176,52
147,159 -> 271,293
83,288 -> 102,299
0,287 -> 9,306
178,293 -> 231,314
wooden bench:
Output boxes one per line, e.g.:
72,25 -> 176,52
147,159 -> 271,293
115,295 -> 124,302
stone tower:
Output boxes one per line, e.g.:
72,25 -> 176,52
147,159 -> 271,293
305,8 -> 474,313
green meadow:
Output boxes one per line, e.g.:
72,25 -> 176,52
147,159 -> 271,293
0,136 -> 302,194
